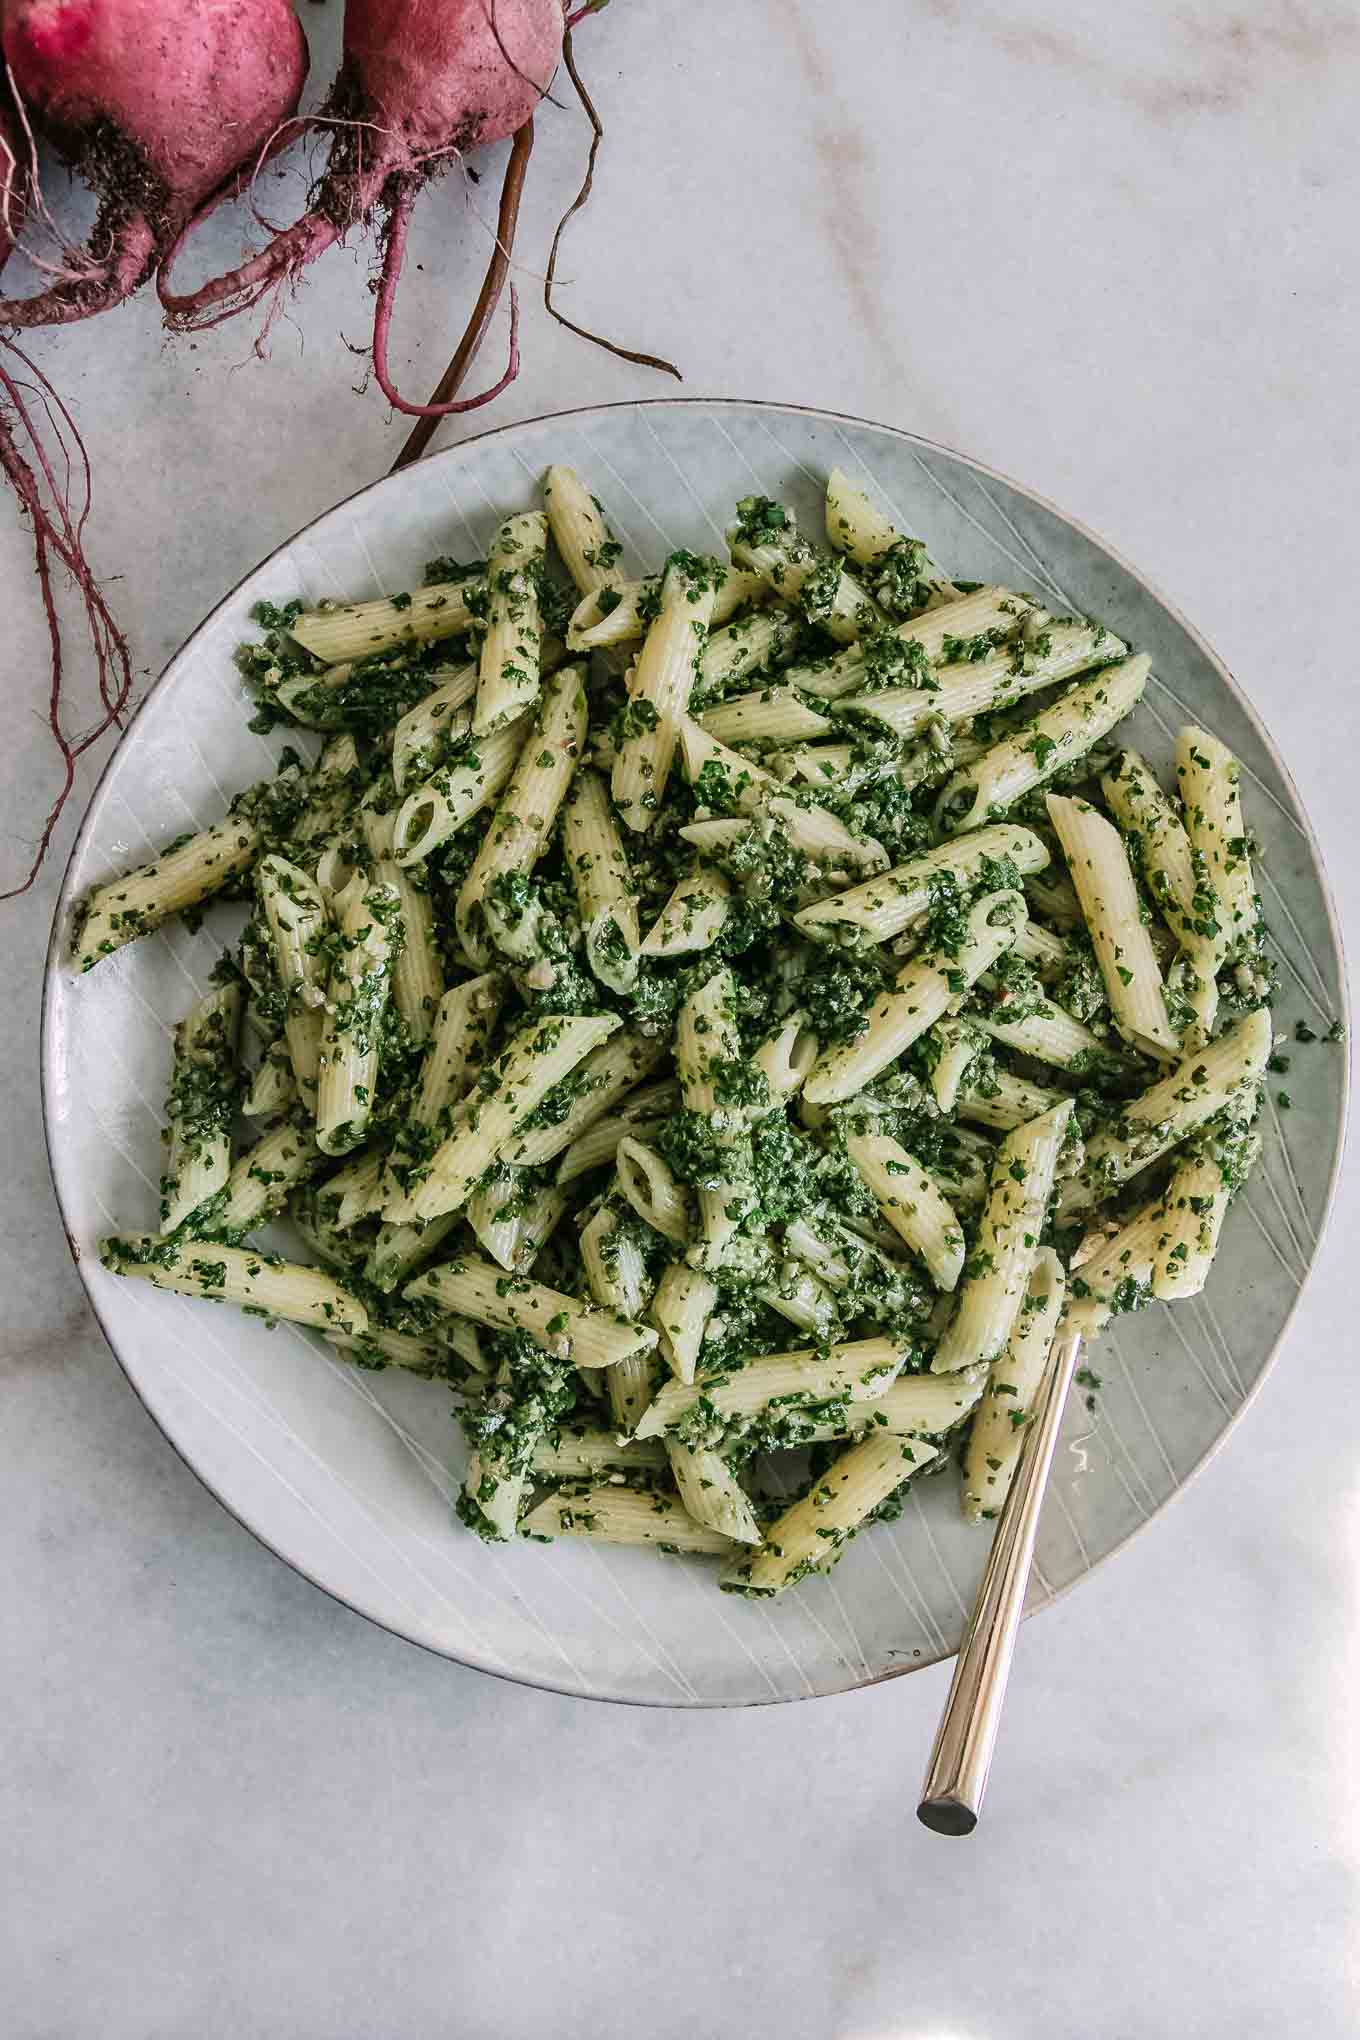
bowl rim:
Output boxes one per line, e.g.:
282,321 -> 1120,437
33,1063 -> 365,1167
40,394 -> 1352,1709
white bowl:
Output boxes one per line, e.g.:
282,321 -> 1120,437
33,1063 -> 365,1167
42,399 -> 1349,1705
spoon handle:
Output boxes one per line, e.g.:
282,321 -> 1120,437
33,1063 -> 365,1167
916,1322 -> 1085,1835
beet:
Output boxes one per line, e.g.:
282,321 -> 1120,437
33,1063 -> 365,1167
0,0 -> 309,327
160,0 -> 563,416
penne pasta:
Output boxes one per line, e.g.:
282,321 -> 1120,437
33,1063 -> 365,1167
257,854 -> 329,1098
723,1428 -> 943,1595
391,714 -> 531,866
935,654 -> 1150,834
615,1136 -> 691,1244
530,1428 -> 667,1479
803,887 -> 1027,1106
1151,1108 -> 1260,1301
699,685 -> 834,749
456,664 -> 586,966
314,874 -> 402,1156
579,1199 -> 658,1435
401,1013 -> 620,1224
932,1100 -> 1072,1373
522,1485 -> 738,1556
406,1254 -> 659,1372
612,552 -> 721,831
635,1334 -> 908,1441
639,863 -> 731,958
1047,792 -> 1179,1059
542,464 -> 625,596
390,662 -> 477,792
73,812 -> 260,972
845,1132 -> 966,1291
472,512 -> 548,735
1101,748 -> 1220,1042
562,767 -> 639,993
102,1234 -> 368,1335
794,823 -> 1048,947
650,1261 -> 717,1385
157,982 -> 242,1232
698,603 -> 804,695
667,1441 -> 762,1545
961,1249 -> 1066,1521
1175,725 -> 1260,968
1060,1009 -> 1271,1216
218,1113 -> 322,1235
842,618 -> 1125,744
467,1169 -> 567,1274
288,579 -> 478,665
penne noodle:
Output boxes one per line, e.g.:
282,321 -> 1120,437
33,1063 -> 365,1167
1047,792 -> 1179,1060
314,874 -> 402,1157
615,1136 -> 691,1245
1175,725 -> 1260,968
803,888 -> 1027,1106
102,1234 -> 368,1335
845,1132 -> 966,1291
456,664 -> 586,967
543,464 -> 625,596
932,1100 -> 1073,1373
522,1485 -> 739,1556
794,823 -> 1048,947
935,655 -> 1150,834
157,982 -> 242,1232
612,552 -> 721,831
635,1334 -> 908,1440
472,512 -> 548,735
390,662 -> 477,792
562,767 -> 639,993
391,714 -> 531,866
406,1254 -> 659,1372
288,580 -> 478,665
639,863 -> 732,958
73,812 -> 260,972
961,1249 -> 1066,1521
401,1013 -> 620,1224
1059,1010 -> 1271,1217
723,1429 -> 943,1595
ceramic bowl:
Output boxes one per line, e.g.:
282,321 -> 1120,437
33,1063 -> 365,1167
43,399 -> 1348,1704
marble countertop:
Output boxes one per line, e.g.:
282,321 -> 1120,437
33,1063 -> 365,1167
4,2 -> 1358,2032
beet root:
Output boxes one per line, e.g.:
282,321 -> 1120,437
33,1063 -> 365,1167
0,88 -> 30,273
160,0 -> 562,416
0,89 -> 131,897
0,0 -> 309,328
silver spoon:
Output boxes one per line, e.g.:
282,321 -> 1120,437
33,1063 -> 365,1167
917,1321 -> 1085,1835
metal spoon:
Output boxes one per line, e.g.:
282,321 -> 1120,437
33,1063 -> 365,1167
916,1321 -> 1085,1834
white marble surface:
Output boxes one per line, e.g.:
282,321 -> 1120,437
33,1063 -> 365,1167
3,1 -> 1358,2031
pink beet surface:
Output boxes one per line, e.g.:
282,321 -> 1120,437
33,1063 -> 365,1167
0,0 -> 309,326
159,0 -> 564,416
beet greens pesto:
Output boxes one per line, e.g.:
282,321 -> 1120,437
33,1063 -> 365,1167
79,462 -> 1330,1595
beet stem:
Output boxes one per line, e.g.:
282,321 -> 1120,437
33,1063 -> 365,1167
391,118 -> 536,470
372,169 -> 521,422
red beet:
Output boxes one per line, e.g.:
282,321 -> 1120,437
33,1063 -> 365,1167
0,0 -> 310,327
160,0 -> 563,416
